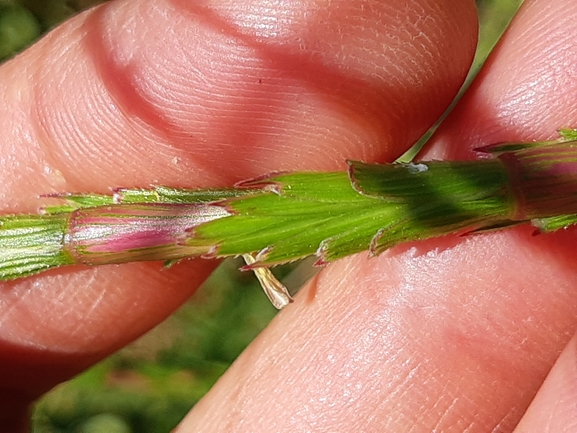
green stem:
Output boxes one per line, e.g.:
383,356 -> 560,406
2,131 -> 577,308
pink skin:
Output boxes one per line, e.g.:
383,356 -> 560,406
1,0 -> 576,431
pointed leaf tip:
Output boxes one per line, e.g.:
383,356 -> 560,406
234,172 -> 287,194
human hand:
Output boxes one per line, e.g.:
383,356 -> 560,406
0,0 -> 576,431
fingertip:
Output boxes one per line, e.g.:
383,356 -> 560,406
424,0 -> 577,160
3,0 -> 480,205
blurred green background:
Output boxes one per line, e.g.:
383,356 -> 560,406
0,0 -> 523,431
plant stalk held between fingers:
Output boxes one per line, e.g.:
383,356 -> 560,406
2,130 -> 577,308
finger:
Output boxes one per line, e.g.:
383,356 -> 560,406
421,0 -> 577,160
513,331 -> 577,433
179,0 -> 577,431
0,0 -> 477,420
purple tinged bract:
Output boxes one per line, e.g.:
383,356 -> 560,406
65,203 -> 231,265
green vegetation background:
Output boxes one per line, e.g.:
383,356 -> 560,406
0,0 -> 523,431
